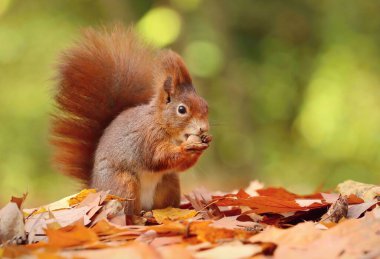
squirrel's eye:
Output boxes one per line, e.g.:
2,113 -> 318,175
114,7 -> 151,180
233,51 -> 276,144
177,105 -> 187,115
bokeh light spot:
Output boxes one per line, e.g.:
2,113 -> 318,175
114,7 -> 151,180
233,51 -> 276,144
0,0 -> 12,17
137,7 -> 181,47
184,41 -> 223,77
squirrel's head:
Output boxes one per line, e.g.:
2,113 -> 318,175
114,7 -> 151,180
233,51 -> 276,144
154,50 -> 209,142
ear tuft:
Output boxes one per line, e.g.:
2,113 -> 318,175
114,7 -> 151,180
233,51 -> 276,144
159,50 -> 192,86
163,76 -> 172,103
163,76 -> 173,94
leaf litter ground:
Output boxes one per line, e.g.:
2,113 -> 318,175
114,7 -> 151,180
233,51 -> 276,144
1,180 -> 380,258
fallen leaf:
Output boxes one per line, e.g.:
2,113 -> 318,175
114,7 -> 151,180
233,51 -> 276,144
337,180 -> 380,202
0,202 -> 26,244
347,200 -> 378,219
4,180 -> 380,258
257,187 -> 298,200
135,229 -> 157,244
45,222 -> 98,248
91,200 -> 123,226
68,189 -> 97,206
295,199 -> 323,207
62,242 -> 159,259
215,195 -> 326,214
158,244 -> 193,259
10,194 -> 27,209
152,207 -> 197,224
185,188 -> 222,220
321,195 -> 348,223
250,222 -> 322,246
150,236 -> 183,247
210,216 -> 263,231
244,180 -> 264,196
25,205 -> 92,240
275,233 -> 347,259
194,240 -> 262,259
321,193 -> 339,203
189,221 -> 253,243
147,220 -> 186,235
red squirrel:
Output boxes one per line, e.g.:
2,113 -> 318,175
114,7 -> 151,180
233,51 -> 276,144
51,25 -> 212,214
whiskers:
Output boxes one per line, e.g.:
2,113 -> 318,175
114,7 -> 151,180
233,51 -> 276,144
209,122 -> 226,127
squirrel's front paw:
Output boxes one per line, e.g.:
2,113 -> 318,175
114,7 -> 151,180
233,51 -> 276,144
184,142 -> 209,152
201,133 -> 212,144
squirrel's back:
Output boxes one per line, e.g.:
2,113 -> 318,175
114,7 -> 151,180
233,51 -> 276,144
51,25 -> 156,183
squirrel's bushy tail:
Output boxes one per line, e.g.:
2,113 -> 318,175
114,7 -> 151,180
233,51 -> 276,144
51,25 -> 156,184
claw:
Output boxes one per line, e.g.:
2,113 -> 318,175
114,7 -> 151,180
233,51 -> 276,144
201,134 -> 212,144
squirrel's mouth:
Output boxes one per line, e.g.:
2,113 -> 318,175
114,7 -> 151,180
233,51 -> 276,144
184,133 -> 201,140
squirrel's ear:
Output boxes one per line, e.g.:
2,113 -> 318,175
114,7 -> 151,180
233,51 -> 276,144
163,76 -> 173,104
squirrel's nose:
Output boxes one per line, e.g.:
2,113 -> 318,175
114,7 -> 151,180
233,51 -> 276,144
199,123 -> 209,134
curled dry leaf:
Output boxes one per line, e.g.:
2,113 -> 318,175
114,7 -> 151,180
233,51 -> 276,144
0,202 -> 26,244
10,194 -> 27,209
322,195 -> 348,223
337,180 -> 380,202
347,200 -> 378,219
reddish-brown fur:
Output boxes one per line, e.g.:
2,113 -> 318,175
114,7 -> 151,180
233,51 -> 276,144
51,25 -> 211,213
52,26 -> 155,183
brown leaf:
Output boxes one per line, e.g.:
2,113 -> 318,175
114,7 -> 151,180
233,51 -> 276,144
10,193 -> 27,209
185,187 -> 223,220
321,195 -> 348,223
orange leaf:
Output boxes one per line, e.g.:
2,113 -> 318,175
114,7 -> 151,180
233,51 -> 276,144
257,187 -> 323,199
347,194 -> 364,204
189,221 -> 253,243
11,193 -> 28,209
216,196 -> 326,214
257,187 -> 298,200
45,223 -> 98,248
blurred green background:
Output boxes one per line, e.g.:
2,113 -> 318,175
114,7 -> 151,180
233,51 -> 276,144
1,0 -> 380,207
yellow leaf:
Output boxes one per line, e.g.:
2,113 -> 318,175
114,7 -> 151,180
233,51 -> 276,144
23,190 -> 89,217
68,189 -> 97,206
152,207 -> 197,224
104,193 -> 126,202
